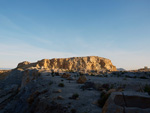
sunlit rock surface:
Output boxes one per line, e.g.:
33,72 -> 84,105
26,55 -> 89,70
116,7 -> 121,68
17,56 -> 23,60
17,56 -> 117,72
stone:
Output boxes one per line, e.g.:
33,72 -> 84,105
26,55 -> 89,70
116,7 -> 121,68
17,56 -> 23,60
61,73 -> 71,78
53,89 -> 62,93
81,82 -> 95,90
102,91 -> 150,113
57,96 -> 64,100
77,76 -> 87,84
67,76 -> 75,80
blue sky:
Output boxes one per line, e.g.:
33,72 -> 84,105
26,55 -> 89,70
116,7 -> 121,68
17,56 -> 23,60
0,0 -> 150,70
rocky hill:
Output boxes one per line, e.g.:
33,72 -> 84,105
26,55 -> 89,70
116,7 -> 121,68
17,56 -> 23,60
1,57 -> 150,113
16,56 -> 117,72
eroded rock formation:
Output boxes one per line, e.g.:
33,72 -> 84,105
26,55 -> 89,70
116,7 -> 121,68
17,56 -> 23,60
17,56 -> 117,72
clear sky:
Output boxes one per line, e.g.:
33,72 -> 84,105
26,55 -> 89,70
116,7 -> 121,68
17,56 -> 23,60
0,0 -> 150,70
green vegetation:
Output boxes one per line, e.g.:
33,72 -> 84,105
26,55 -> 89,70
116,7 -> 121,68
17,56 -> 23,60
38,73 -> 41,76
71,109 -> 76,113
49,81 -> 53,86
72,93 -> 79,99
140,76 -> 148,79
69,93 -> 79,100
91,74 -> 95,76
58,83 -> 65,87
110,84 -> 114,89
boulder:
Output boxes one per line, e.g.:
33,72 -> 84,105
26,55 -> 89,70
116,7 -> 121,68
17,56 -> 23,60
81,82 -> 95,90
61,73 -> 71,78
77,76 -> 87,84
102,91 -> 150,113
67,76 -> 75,80
57,96 -> 64,100
53,89 -> 62,93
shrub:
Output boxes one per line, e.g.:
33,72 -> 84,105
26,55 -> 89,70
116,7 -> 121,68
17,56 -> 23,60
104,74 -> 108,77
102,84 -> 110,91
110,84 -> 114,89
144,84 -> 150,95
72,93 -> 79,99
91,74 -> 95,76
99,75 -> 103,77
49,81 -> 53,85
69,93 -> 79,100
71,109 -> 76,113
117,74 -> 121,77
69,70 -> 74,73
38,73 -> 41,76
27,96 -> 34,104
55,72 -> 59,76
140,76 -> 148,79
58,83 -> 64,87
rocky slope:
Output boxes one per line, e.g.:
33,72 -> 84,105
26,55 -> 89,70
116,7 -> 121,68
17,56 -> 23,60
0,62 -> 150,113
0,70 -> 11,80
17,56 -> 117,72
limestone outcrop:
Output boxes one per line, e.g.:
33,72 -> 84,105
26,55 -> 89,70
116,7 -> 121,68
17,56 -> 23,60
16,56 -> 117,72
17,61 -> 31,68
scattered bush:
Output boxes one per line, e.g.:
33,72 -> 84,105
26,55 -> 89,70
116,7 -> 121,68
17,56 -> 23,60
104,74 -> 108,77
27,96 -> 34,104
58,83 -> 64,87
91,74 -> 95,76
51,71 -> 54,77
121,72 -> 125,74
38,73 -> 41,76
144,84 -> 150,95
102,84 -> 110,91
69,70 -> 74,73
110,84 -> 114,89
71,109 -> 76,113
69,93 -> 79,100
117,74 -> 121,77
26,77 -> 30,83
99,75 -> 103,77
49,81 -> 53,85
72,93 -> 79,99
55,72 -> 59,76
140,76 -> 148,79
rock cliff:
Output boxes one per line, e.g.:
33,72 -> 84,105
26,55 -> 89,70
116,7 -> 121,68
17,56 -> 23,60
17,56 -> 117,72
